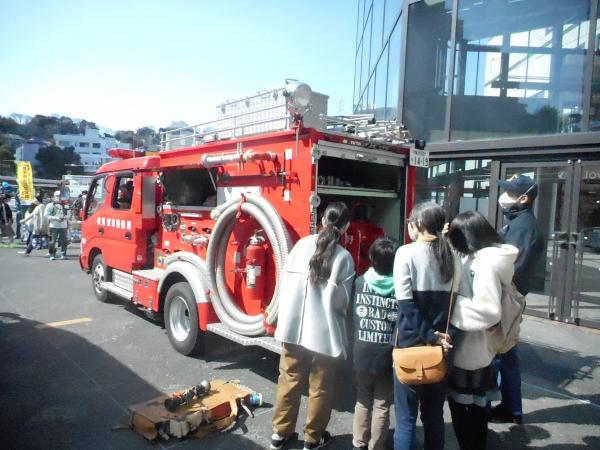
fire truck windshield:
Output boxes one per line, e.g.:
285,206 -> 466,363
161,168 -> 217,207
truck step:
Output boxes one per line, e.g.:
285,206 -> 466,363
100,281 -> 133,300
207,323 -> 282,354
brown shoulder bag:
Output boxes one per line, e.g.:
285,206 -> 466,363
392,278 -> 457,385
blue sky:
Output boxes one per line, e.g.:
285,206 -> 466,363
0,0 -> 357,131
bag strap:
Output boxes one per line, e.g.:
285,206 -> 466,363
444,259 -> 461,335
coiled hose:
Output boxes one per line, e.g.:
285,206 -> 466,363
206,193 -> 291,336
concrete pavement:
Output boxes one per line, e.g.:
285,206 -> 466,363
0,246 -> 599,449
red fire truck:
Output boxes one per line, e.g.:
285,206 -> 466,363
79,81 -> 417,355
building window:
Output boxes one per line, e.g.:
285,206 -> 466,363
414,158 -> 492,221
403,0 -> 453,142
384,0 -> 402,42
58,140 -> 71,147
386,19 -> 402,120
79,142 -> 89,148
450,0 -> 590,140
589,0 -> 600,130
92,143 -> 101,149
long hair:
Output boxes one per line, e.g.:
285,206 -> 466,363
409,202 -> 454,282
448,210 -> 500,255
309,202 -> 351,283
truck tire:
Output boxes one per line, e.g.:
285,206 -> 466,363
165,282 -> 205,356
91,254 -> 111,303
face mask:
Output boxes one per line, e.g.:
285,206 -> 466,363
498,192 -> 526,213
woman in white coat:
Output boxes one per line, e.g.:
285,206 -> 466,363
447,211 -> 518,450
271,202 -> 355,450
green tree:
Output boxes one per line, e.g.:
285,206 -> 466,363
0,145 -> 16,176
35,145 -> 81,179
136,126 -> 159,148
0,116 -> 21,135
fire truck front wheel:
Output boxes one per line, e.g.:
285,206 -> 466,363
91,254 -> 112,302
165,282 -> 204,356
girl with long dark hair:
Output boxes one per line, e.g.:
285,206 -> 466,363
392,202 -> 455,450
272,202 -> 356,450
447,211 -> 518,450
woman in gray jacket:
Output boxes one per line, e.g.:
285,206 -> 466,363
271,202 -> 355,450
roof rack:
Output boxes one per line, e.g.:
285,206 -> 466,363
320,114 -> 411,145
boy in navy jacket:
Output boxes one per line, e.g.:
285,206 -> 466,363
351,237 -> 399,450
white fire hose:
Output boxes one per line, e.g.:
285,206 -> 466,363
206,193 -> 291,336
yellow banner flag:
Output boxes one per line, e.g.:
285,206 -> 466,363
16,161 -> 35,202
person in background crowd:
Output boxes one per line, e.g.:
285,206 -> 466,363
0,194 -> 14,244
491,174 -> 545,425
17,202 -> 36,255
447,211 -> 518,450
14,193 -> 23,240
71,190 -> 87,220
351,236 -> 399,450
45,190 -> 68,260
271,202 -> 355,450
392,202 -> 454,450
18,196 -> 46,256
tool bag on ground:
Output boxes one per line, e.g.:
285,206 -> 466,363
128,379 -> 262,441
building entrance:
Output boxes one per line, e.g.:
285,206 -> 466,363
499,161 -> 600,329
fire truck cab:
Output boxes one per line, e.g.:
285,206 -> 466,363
79,82 -> 417,355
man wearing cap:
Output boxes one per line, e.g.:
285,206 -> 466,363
44,190 -> 68,260
492,174 -> 545,424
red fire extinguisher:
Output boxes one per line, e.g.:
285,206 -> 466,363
244,232 -> 266,312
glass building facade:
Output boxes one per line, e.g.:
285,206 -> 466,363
355,0 -> 600,329
355,0 -> 597,141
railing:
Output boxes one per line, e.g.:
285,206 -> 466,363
160,108 -> 411,151
160,113 -> 292,151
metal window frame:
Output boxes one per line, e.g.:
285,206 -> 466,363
400,0 -> 598,142
583,0 -> 598,131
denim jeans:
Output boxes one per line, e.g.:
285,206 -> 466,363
496,345 -> 522,416
393,375 -> 446,450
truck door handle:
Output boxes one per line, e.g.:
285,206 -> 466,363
98,227 -> 104,235
124,232 -> 132,240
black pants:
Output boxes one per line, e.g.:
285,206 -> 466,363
448,398 -> 488,450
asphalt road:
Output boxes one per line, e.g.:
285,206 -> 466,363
1,245 -> 599,449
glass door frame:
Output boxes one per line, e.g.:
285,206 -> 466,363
570,160 -> 600,328
497,160 -> 576,323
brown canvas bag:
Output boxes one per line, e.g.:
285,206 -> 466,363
392,272 -> 457,385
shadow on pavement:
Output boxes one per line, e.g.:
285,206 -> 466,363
0,311 -> 262,449
520,340 -> 600,405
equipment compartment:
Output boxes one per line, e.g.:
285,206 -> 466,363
315,153 -> 405,241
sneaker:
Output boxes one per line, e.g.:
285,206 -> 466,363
49,256 -> 56,261
60,255 -> 67,260
304,431 -> 333,450
17,250 -> 25,254
270,432 -> 298,450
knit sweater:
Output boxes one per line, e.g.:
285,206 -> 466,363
450,244 -> 518,370
275,234 -> 356,358
392,240 -> 454,348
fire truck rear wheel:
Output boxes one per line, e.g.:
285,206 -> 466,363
165,282 -> 204,356
91,254 -> 112,302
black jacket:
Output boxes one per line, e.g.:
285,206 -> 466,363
0,203 -> 12,225
500,207 -> 545,295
